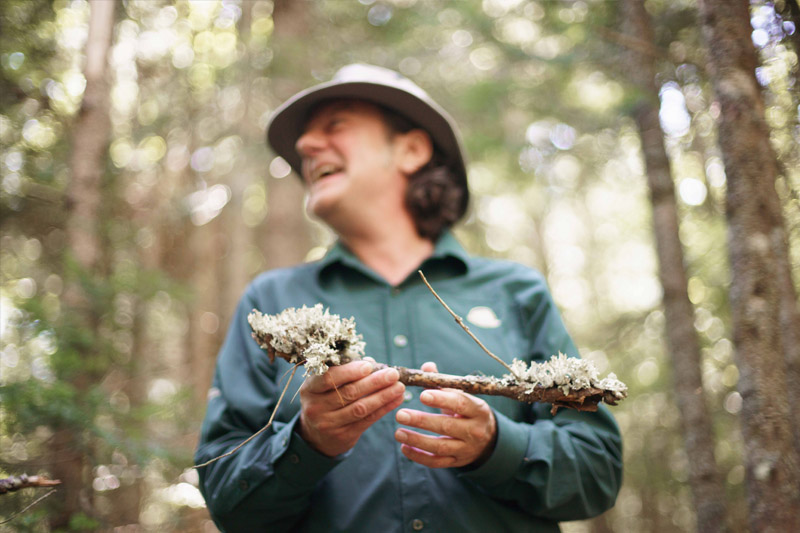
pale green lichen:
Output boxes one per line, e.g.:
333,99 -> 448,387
248,304 -> 365,376
505,352 -> 628,400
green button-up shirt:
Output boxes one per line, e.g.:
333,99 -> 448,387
195,232 -> 622,532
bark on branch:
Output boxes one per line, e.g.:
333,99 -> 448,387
390,365 -> 619,411
256,337 -> 623,415
0,474 -> 61,494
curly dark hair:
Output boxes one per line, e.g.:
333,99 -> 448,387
379,105 -> 468,241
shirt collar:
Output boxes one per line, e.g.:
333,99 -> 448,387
317,230 -> 469,284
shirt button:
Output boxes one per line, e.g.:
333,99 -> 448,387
393,334 -> 408,347
239,479 -> 249,491
412,518 -> 424,530
289,454 -> 300,464
403,390 -> 413,402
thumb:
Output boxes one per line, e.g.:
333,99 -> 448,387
421,361 -> 438,373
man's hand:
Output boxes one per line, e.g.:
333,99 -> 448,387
298,360 -> 405,457
394,362 -> 498,468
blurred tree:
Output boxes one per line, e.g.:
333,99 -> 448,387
54,0 -> 115,527
618,2 -> 729,532
774,0 -> 800,88
5,0 -> 798,530
698,0 -> 800,531
259,0 -> 313,270
764,0 -> 800,449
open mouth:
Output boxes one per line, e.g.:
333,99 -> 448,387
309,163 -> 344,184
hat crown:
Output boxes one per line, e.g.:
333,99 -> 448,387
332,64 -> 430,101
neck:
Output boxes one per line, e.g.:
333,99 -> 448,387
338,216 -> 434,286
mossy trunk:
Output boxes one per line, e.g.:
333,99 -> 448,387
698,1 -> 800,531
620,2 -> 729,531
260,0 -> 313,270
55,0 -> 116,527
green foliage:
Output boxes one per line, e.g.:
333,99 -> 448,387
67,512 -> 100,532
1,0 -> 798,531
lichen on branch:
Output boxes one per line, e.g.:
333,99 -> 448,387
247,304 -> 627,413
248,304 -> 365,375
505,353 -> 627,402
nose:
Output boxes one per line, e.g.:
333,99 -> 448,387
295,127 -> 325,159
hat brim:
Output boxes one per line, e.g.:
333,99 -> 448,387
266,80 -> 468,216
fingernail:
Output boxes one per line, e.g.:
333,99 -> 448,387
396,410 -> 410,424
360,362 -> 373,376
395,429 -> 407,442
420,391 -> 433,403
384,368 -> 399,383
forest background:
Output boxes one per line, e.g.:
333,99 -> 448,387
1,0 -> 799,532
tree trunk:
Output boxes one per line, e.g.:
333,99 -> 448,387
776,0 -> 800,90
620,2 -> 729,531
771,0 -> 800,455
189,221 -> 227,405
259,0 -> 313,269
56,0 -> 115,527
221,1 -> 258,321
697,1 -> 800,531
776,235 -> 800,448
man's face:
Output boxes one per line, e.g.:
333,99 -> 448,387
294,100 -> 406,225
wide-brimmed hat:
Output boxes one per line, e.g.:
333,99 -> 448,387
266,64 -> 468,215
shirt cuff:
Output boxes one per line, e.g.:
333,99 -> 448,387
459,409 -> 529,487
272,414 -> 350,491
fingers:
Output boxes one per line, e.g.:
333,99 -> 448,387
394,389 -> 497,468
298,363 -> 405,457
419,389 -> 485,418
323,379 -> 405,427
395,407 -> 472,442
398,442 -> 458,468
346,390 -> 406,432
303,360 -> 374,393
420,361 -> 438,373
395,428 -> 460,459
303,367 -> 403,417
336,367 -> 399,404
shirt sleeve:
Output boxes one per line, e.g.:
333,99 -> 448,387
459,273 -> 623,521
194,286 -> 347,532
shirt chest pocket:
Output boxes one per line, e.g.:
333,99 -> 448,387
412,296 -> 520,379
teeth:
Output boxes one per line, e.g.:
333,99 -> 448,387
313,164 -> 341,182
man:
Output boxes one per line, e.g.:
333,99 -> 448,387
195,64 -> 622,532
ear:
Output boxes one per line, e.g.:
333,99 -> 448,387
396,129 -> 433,175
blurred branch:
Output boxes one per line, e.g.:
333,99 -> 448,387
0,489 -> 59,525
0,474 -> 62,494
594,25 -> 667,60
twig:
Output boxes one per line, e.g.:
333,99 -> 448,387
0,489 -> 58,525
593,25 -> 665,60
0,475 -> 61,494
255,324 -> 626,415
262,353 -> 618,414
194,363 -> 300,469
384,365 -> 620,411
417,270 -> 521,380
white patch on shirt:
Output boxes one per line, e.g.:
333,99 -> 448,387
207,387 -> 221,401
466,306 -> 502,329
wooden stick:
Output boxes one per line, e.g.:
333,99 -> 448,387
387,364 -> 618,413
258,342 -> 620,414
0,475 -> 61,494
